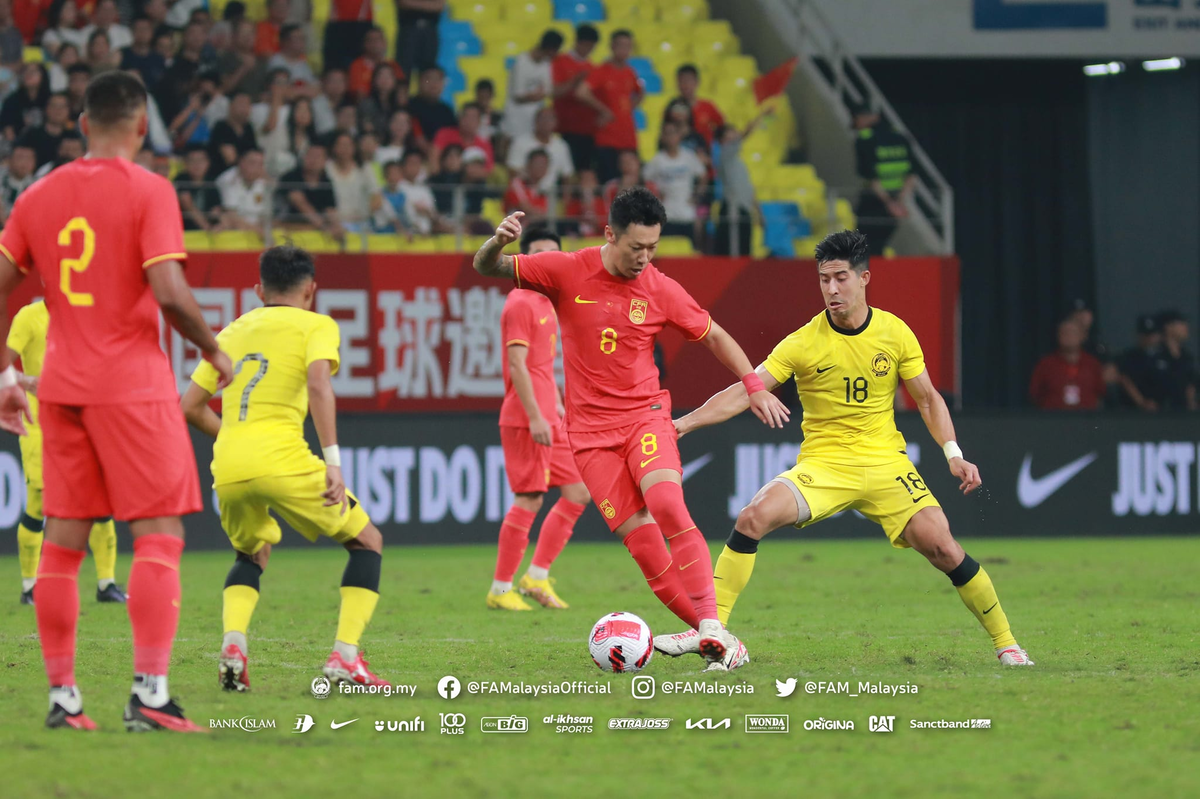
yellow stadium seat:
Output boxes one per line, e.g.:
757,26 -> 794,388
793,236 -> 819,259
482,197 -> 504,223
211,231 -> 265,251
576,237 -> 608,248
184,231 -> 212,252
689,20 -> 737,61
365,234 -> 400,253
656,236 -> 696,256
503,0 -> 553,25
452,1 -> 506,25
460,56 -> 509,100
656,0 -> 708,25
835,197 -> 857,229
640,93 -> 671,127
311,0 -> 332,23
751,225 -> 768,258
482,27 -> 530,58
604,0 -> 653,24
637,129 -> 659,162
285,230 -> 342,253
23,46 -> 44,63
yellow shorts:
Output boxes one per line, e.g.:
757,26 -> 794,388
20,427 -> 42,490
216,471 -> 371,555
776,456 -> 941,548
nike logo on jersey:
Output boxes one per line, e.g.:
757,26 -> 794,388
679,559 -> 698,570
330,718 -> 358,729
1016,453 -> 1097,509
639,456 -> 661,469
982,602 -> 998,615
911,494 -> 930,504
539,316 -> 550,324
816,366 -> 835,374
574,296 -> 598,304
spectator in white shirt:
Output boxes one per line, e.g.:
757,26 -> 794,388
504,30 -> 562,140
312,68 -> 348,136
643,122 -> 706,241
506,106 -> 574,194
325,129 -> 384,231
80,0 -> 133,52
42,1 -> 88,58
267,24 -> 318,93
394,149 -> 441,235
218,148 -> 270,234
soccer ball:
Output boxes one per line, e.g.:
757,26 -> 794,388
589,612 -> 653,673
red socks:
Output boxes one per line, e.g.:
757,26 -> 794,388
493,506 -> 536,582
644,481 -> 718,622
531,498 -> 585,570
622,523 -> 700,629
36,542 -> 85,686
128,534 -> 184,675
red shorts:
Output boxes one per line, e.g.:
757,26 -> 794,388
568,416 -> 681,531
40,400 -> 203,521
501,423 -> 583,494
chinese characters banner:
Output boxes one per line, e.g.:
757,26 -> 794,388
6,253 -> 959,412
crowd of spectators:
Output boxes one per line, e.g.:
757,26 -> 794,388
0,1 -> 761,250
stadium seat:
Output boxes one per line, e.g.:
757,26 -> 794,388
311,0 -> 332,22
504,0 -> 554,25
689,20 -> 738,61
183,231 -> 212,252
459,57 -> 509,102
604,0 -> 652,23
452,1 -> 505,25
637,129 -> 659,161
554,0 -> 604,24
23,46 -> 43,63
440,18 -> 477,41
284,230 -> 343,253
633,108 -> 646,130
211,231 -> 265,252
656,0 -> 708,25
656,236 -> 696,256
482,197 -> 505,223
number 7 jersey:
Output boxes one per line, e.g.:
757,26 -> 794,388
191,306 -> 341,486
0,159 -> 185,405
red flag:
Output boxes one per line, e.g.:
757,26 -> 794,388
754,57 -> 799,104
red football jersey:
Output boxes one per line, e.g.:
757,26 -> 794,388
500,289 -> 559,427
586,62 -> 642,150
513,247 -> 711,432
552,52 -> 595,136
0,158 -> 185,406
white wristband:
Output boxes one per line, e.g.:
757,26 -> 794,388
322,445 -> 342,467
943,441 -> 963,462
0,365 -> 18,390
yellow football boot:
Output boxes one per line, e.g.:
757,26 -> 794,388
518,575 -> 569,609
486,589 -> 533,611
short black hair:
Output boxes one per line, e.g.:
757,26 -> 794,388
609,186 -> 666,233
260,246 -> 315,294
611,29 -> 632,44
84,71 -> 148,128
526,148 -> 549,163
520,227 -> 561,254
475,78 -> 494,92
183,143 -> 209,157
539,30 -> 564,51
677,64 -> 698,79
67,63 -> 93,77
280,23 -> 303,40
460,101 -> 483,116
401,149 -> 424,164
421,64 -> 445,78
814,229 -> 870,272
577,24 -> 599,43
222,0 -> 247,20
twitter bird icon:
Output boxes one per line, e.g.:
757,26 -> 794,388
775,678 -> 797,697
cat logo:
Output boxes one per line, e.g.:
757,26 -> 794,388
629,298 -> 649,324
871,353 -> 891,377
797,473 -> 814,485
599,499 -> 617,519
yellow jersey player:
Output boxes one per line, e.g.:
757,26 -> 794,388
656,230 -> 1034,667
181,245 -> 390,691
6,300 -> 125,605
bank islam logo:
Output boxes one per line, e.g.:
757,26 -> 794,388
208,716 -> 276,732
686,718 -> 731,730
481,716 -> 529,733
438,675 -> 462,700
775,678 -> 797,698
869,715 -> 896,733
440,713 -> 467,735
631,675 -> 656,699
311,676 -> 332,699
1016,453 -> 1097,509
293,714 -> 315,733
375,717 -> 425,732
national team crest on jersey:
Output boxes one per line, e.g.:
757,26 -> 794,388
599,499 -> 617,519
871,353 -> 892,377
797,473 -> 814,485
629,299 -> 649,325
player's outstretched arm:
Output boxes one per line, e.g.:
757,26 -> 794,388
0,254 -> 31,435
700,320 -> 791,429
181,381 -> 222,438
675,363 -> 782,438
472,212 -> 524,278
308,359 -> 348,512
146,259 -> 235,389
904,369 -> 982,494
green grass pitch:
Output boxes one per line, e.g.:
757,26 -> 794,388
1,537 -> 1197,798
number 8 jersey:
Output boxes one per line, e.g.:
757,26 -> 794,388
0,159 -> 184,405
763,307 -> 926,466
191,306 -> 341,486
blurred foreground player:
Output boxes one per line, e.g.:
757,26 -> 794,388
0,72 -> 235,732
474,189 -> 791,668
8,299 -> 126,606
488,228 -> 590,611
182,246 -> 390,691
658,230 -> 1034,667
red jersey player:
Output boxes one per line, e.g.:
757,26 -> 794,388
473,189 -> 790,669
488,228 -> 591,612
0,72 -> 234,732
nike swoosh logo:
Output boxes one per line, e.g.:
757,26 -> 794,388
982,602 -> 998,615
539,316 -> 550,324
681,453 -> 713,483
639,456 -> 661,468
911,494 -> 930,504
815,366 -> 835,374
330,719 -> 358,729
1016,452 -> 1097,509
574,296 -> 598,304
679,559 -> 698,570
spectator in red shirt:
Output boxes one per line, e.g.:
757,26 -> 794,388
254,0 -> 289,57
665,64 -> 725,147
602,148 -> 658,208
552,23 -> 598,172
566,168 -> 607,236
431,102 -> 494,171
504,148 -> 551,222
576,29 -> 643,184
347,26 -> 403,99
1029,319 -> 1107,410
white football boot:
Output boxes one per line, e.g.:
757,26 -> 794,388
653,628 -> 701,657
996,646 -> 1035,666
703,631 -> 749,673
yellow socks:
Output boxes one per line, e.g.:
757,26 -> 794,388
335,586 -> 380,647
948,554 -> 1017,650
223,585 -> 260,636
89,518 -> 118,586
17,514 -> 43,587
714,530 -> 760,626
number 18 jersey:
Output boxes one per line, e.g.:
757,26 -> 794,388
191,305 -> 341,486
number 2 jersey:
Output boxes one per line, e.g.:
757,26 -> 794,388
0,159 -> 184,406
191,306 -> 341,486
512,246 -> 712,432
764,307 -> 926,466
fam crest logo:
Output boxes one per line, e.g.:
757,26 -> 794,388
629,298 -> 648,325
796,473 -> 814,486
871,353 -> 891,377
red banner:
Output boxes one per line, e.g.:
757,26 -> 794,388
7,254 -> 959,411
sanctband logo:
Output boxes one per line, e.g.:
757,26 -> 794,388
745,714 -> 789,733
208,716 -> 277,732
869,715 -> 896,733
311,676 -> 332,699
481,716 -> 529,733
440,713 -> 467,735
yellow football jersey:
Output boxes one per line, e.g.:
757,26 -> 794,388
191,306 -> 341,486
6,299 -> 49,429
763,307 -> 926,466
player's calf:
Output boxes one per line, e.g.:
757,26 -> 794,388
326,526 -> 388,686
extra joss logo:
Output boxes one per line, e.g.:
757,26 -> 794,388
608,718 -> 671,730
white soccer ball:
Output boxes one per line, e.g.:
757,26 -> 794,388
589,612 -> 654,673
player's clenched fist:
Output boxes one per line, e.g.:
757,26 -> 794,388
494,211 -> 525,247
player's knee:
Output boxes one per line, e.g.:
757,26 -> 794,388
562,483 -> 591,506
735,503 -> 771,539
514,493 -> 544,513
347,523 -> 383,554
